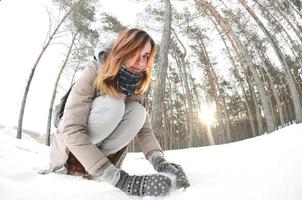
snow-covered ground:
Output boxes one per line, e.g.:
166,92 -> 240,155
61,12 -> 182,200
1,124 -> 302,200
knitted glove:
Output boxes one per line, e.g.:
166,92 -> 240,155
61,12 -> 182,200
115,170 -> 172,196
153,156 -> 190,189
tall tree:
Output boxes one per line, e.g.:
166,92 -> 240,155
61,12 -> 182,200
17,0 -> 83,139
45,0 -> 99,144
227,9 -> 286,127
238,0 -> 302,123
267,0 -> 302,42
170,28 -> 195,147
151,0 -> 172,143
189,26 -> 227,143
101,13 -> 126,33
46,31 -> 78,146
198,0 -> 277,133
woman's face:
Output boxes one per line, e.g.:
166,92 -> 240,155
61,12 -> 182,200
124,41 -> 151,73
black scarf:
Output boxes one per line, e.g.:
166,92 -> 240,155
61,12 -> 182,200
117,65 -> 145,96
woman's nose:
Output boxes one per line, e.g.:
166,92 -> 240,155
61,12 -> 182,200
135,57 -> 145,67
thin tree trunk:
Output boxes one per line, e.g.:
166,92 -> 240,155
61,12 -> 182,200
267,0 -> 302,42
17,0 -> 82,139
221,94 -> 231,142
285,0 -> 302,19
46,32 -> 78,146
193,28 -> 225,143
151,0 -> 172,140
285,94 -> 294,122
234,32 -> 276,133
279,29 -> 302,67
253,90 -> 264,134
172,52 -> 189,143
239,74 -> 257,137
163,103 -> 168,150
233,16 -> 286,127
253,0 -> 302,67
201,0 -> 276,133
256,50 -> 286,127
280,94 -> 289,125
248,74 -> 264,135
167,78 -> 174,150
238,0 -> 302,123
70,60 -> 81,86
171,29 -> 195,147
228,51 -> 257,137
212,16 -> 256,138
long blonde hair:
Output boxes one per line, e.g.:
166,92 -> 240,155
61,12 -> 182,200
94,28 -> 156,97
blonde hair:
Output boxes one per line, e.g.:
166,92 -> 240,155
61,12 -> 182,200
94,28 -> 156,97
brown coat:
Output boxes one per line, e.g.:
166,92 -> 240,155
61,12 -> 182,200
47,59 -> 163,176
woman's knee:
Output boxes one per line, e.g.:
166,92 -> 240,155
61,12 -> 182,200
88,96 -> 125,129
90,96 -> 125,118
125,101 -> 146,125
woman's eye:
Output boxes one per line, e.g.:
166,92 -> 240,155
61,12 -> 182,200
143,55 -> 149,60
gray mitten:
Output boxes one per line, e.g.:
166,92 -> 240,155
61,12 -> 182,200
115,170 -> 172,196
153,156 -> 190,189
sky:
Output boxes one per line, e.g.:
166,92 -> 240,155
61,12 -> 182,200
1,122 -> 302,199
0,0 -> 146,134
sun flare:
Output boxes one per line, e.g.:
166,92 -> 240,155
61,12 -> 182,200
198,103 -> 216,125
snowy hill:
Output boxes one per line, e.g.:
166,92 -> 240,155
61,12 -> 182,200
1,124 -> 302,200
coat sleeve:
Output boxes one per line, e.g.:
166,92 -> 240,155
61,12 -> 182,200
134,96 -> 164,160
61,60 -> 111,176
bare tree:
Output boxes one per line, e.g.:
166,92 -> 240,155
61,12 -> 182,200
199,0 -> 276,133
46,31 -> 78,146
238,0 -> 302,123
17,0 -> 83,139
45,0 -> 99,145
228,9 -> 286,127
151,0 -> 172,144
170,28 -> 195,147
267,0 -> 302,42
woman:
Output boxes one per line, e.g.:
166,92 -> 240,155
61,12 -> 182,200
46,28 -> 190,196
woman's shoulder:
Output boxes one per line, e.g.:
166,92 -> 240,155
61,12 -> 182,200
85,58 -> 101,73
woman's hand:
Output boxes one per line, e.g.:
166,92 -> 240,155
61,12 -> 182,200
96,164 -> 172,196
153,157 -> 190,189
115,170 -> 172,196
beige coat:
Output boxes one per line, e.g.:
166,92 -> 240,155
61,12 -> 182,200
47,59 -> 163,176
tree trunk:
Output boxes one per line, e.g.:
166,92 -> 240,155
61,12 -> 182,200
167,78 -> 174,150
238,0 -> 302,123
253,0 -> 302,67
220,92 -> 231,142
247,72 -> 264,135
193,28 -> 225,143
267,0 -> 302,42
234,32 -> 276,133
201,0 -> 276,133
239,73 -> 257,137
213,16 -> 256,138
46,31 -> 78,146
285,0 -> 302,19
256,49 -> 286,127
70,60 -> 81,86
227,47 -> 257,137
233,14 -> 286,127
171,29 -> 195,147
173,55 -> 189,143
151,0 -> 172,140
17,0 -> 82,139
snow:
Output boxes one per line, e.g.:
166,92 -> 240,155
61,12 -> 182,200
1,124 -> 302,200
